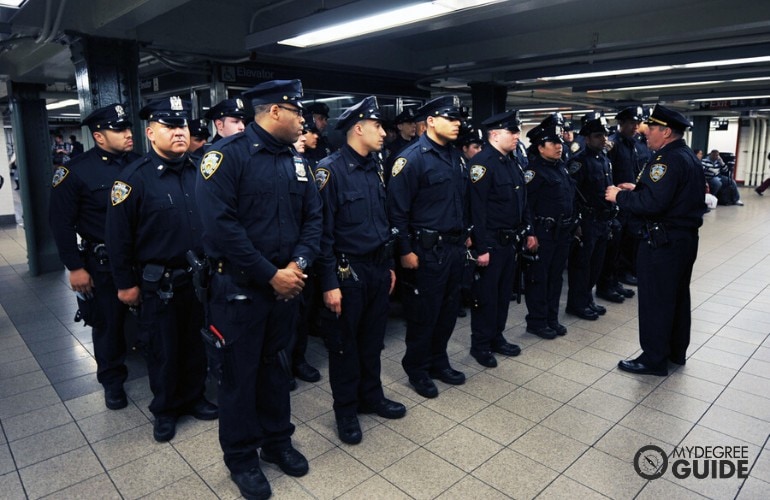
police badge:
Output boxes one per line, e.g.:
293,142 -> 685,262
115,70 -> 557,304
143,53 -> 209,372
392,157 -> 407,177
200,151 -> 223,180
294,156 -> 308,182
524,170 -> 536,183
315,168 -> 330,190
51,166 -> 69,187
115,105 -> 125,118
111,181 -> 132,206
470,165 -> 486,183
649,164 -> 667,182
170,96 -> 183,111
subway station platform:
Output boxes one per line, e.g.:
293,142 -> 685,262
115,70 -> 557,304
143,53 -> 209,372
0,187 -> 769,499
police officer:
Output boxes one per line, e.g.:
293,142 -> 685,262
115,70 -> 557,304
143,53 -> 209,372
562,120 -> 581,161
468,110 -> 536,368
204,97 -> 247,144
314,96 -> 405,445
523,122 -> 577,339
301,111 -> 324,170
387,95 -> 469,399
458,124 -> 484,163
106,96 -> 217,442
195,80 -> 322,500
384,107 -> 417,184
606,104 -> 706,376
566,112 -> 615,320
304,101 -> 333,165
187,118 -> 210,162
49,104 -> 139,411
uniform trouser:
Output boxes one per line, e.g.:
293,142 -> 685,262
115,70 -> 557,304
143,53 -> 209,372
292,274 -> 318,367
401,243 -> 465,379
567,219 -> 609,309
470,244 -> 517,351
636,232 -> 699,366
525,231 -> 571,329
85,255 -> 128,389
598,219 -> 623,290
209,274 -> 297,474
327,260 -> 391,418
137,285 -> 207,417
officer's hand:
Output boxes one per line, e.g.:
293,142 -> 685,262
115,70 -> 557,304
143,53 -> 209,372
605,185 -> 621,202
70,268 -> 94,297
389,270 -> 396,295
118,286 -> 141,307
526,236 -> 538,252
323,288 -> 342,316
465,237 -> 472,248
617,182 -> 636,191
270,268 -> 306,300
400,252 -> 419,269
477,252 -> 490,267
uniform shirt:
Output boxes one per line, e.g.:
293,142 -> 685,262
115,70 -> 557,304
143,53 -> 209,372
314,144 -> 390,292
195,122 -> 322,286
106,150 -> 202,290
616,138 -> 707,231
568,145 -> 615,213
305,136 -> 333,167
524,155 -> 576,220
469,143 -> 531,251
386,133 -> 469,256
608,132 -> 643,184
49,146 -> 140,270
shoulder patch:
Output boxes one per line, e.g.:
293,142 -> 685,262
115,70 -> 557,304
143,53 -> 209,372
568,161 -> 582,175
111,181 -> 132,206
51,166 -> 69,187
570,142 -> 581,154
391,157 -> 407,177
649,163 -> 667,182
314,168 -> 331,190
200,151 -> 223,180
470,165 -> 487,183
524,170 -> 535,184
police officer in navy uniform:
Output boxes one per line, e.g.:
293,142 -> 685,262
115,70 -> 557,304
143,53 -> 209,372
205,97 -> 247,145
523,122 -> 577,339
314,96 -> 405,445
566,112 -> 615,321
195,80 -> 321,500
606,104 -> 706,376
106,96 -> 217,442
187,118 -> 210,164
468,110 -> 537,368
387,95 -> 469,399
49,104 -> 139,411
304,101 -> 333,165
300,111 -> 324,170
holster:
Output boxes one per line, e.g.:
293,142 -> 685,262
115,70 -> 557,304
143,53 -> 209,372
645,222 -> 669,248
73,293 -> 106,328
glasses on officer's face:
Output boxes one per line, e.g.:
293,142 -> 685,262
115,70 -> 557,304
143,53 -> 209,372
276,105 -> 303,117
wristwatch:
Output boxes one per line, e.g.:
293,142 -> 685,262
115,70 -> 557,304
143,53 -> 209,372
294,256 -> 307,271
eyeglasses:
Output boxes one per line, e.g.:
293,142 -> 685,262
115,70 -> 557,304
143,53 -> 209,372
276,105 -> 303,117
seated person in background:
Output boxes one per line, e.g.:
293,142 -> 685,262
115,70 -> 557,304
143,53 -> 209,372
701,149 -> 725,195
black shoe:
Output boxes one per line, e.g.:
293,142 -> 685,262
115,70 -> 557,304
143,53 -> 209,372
260,446 -> 309,477
188,398 -> 218,420
359,398 -> 406,419
669,355 -> 686,366
231,467 -> 271,500
756,188 -> 764,196
619,272 -> 638,286
547,323 -> 567,336
565,306 -> 599,321
526,326 -> 558,339
491,341 -> 521,357
457,308 -> 467,318
618,359 -> 667,376
615,284 -> 635,298
409,377 -> 438,398
471,349 -> 497,368
293,362 -> 321,383
104,386 -> 128,410
153,415 -> 177,442
336,415 -> 362,444
429,367 -> 466,385
588,302 -> 606,315
596,288 -> 625,303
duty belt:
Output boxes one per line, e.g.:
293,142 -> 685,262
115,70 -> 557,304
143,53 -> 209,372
342,240 -> 395,265
534,215 -> 574,230
79,240 -> 109,264
411,228 -> 468,249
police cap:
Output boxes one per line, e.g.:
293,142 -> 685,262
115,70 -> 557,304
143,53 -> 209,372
615,105 -> 644,122
204,98 -> 247,121
335,96 -> 382,131
645,104 -> 691,133
539,112 -> 565,128
458,126 -> 484,146
81,104 -> 132,132
241,79 -> 304,109
306,102 -> 329,117
302,112 -> 320,134
188,119 -> 210,139
417,95 -> 463,120
139,96 -> 190,126
394,108 -> 416,125
481,110 -> 521,132
579,112 -> 609,136
527,124 -> 565,146
563,120 -> 574,132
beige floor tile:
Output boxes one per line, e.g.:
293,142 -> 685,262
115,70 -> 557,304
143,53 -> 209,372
532,337 -> 584,358
109,447 -> 193,499
91,423 -> 167,470
741,358 -> 770,380
3,402 -> 73,442
486,358 -> 543,386
0,470 -> 29,500
64,391 -> 111,421
557,326 -> 604,346
78,404 -> 150,443
642,388 -> 711,423
0,444 -> 14,475
589,335 -> 641,357
436,475 -> 510,500
337,474 -> 411,499
522,371 -> 587,403
568,387 -> 637,422
594,425 -> 672,463
463,405 -> 534,446
716,325 -> 769,346
424,424 -> 503,473
636,478 -> 709,500
380,357 -> 407,386
755,346 -> 770,363
548,358 -> 607,386
678,358 -> 738,385
0,345 -> 33,365
565,448 -> 646,498
123,375 -> 153,402
513,345 -> 566,371
288,422 -> 337,463
41,473 -> 121,500
690,346 -> 749,370
541,405 -> 613,446
535,475 -> 609,499
381,448 -> 465,500
659,372 -> 725,403
197,460 -> 243,500
343,423 -> 419,472
294,447 -> 375,499
0,357 -> 40,380
457,371 -> 515,403
18,446 -> 104,499
736,477 -> 770,500
591,372 -> 657,403
171,427 -> 221,471
267,474 -> 315,500
570,346 -> 622,370
9,422 -> 86,469
620,406 -> 695,446
750,449 -> 770,483
715,387 -> 770,421
142,473 -> 218,500
704,335 -> 759,357
510,424 -> 588,472
421,386 -> 489,423
0,370 -> 50,399
383,404 -> 455,446
0,386 -> 61,420
495,387 -> 562,422
690,318 -> 723,335
290,386 -> 335,423
472,448 -> 558,498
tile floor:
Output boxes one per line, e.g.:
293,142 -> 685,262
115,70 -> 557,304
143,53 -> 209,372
0,187 -> 769,499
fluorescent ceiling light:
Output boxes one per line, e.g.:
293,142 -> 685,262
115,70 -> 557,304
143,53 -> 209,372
279,0 -> 503,48
0,0 -> 26,7
308,95 -> 355,103
46,99 -> 79,110
690,95 -> 770,102
589,76 -> 770,93
519,107 -> 561,112
675,56 -> 770,69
